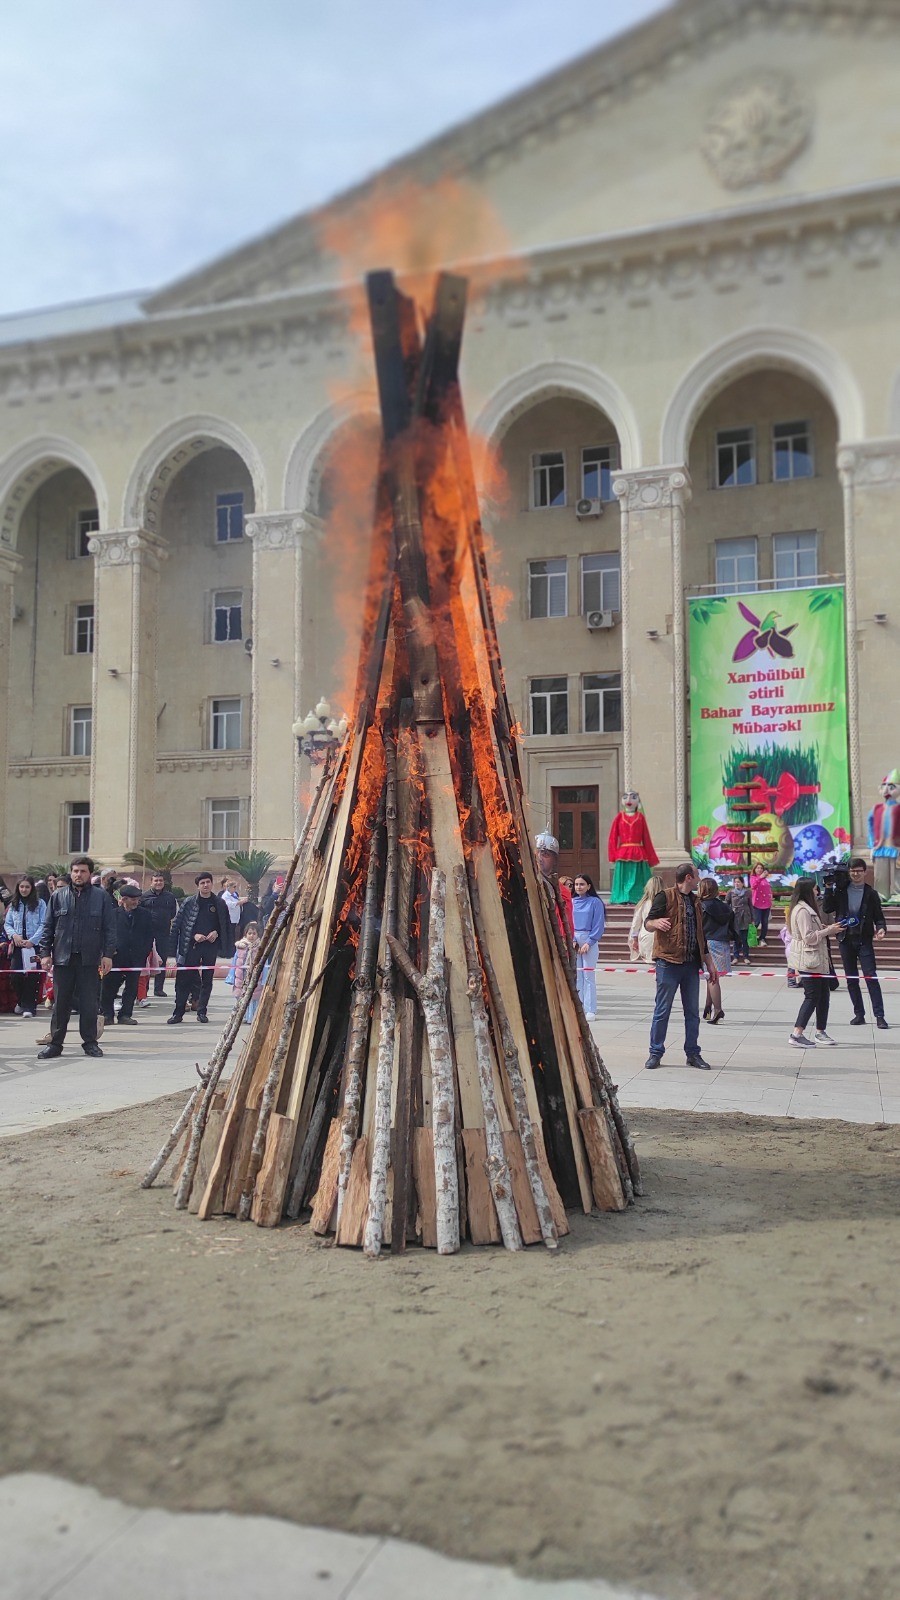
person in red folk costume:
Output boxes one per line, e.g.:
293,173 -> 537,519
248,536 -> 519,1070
535,833 -> 575,956
608,789 -> 659,905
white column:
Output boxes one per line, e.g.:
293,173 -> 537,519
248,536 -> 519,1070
87,528 -> 167,859
836,439 -> 900,846
245,512 -> 312,855
613,466 -> 692,859
0,547 -> 23,862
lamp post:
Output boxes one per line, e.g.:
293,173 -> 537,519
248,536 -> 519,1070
292,698 -> 348,766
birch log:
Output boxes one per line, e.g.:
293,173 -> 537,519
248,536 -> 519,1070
141,1065 -> 209,1189
364,734 -> 399,1258
388,869 -> 458,1254
466,867 -> 558,1250
335,793 -> 386,1228
452,864 -> 522,1252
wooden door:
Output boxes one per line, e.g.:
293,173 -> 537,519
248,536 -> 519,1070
552,786 -> 600,886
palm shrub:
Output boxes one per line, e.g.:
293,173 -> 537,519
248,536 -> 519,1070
122,843 -> 200,885
224,849 -> 277,897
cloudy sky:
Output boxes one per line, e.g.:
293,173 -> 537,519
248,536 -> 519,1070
1,0 -> 663,317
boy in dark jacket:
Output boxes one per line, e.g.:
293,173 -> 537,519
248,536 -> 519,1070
36,856 -> 117,1056
822,858 -> 888,1028
168,871 -> 230,1024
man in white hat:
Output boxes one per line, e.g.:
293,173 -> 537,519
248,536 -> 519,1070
535,833 -> 575,951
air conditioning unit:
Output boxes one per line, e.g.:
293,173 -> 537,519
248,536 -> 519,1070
586,609 -> 615,631
575,497 -> 603,519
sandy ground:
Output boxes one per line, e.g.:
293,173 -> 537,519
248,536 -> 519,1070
1,1095 -> 898,1600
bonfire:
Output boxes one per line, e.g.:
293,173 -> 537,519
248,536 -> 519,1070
143,270 -> 641,1254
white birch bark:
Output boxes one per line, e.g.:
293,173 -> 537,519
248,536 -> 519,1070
452,865 -> 522,1251
389,869 -> 458,1255
364,735 -> 399,1258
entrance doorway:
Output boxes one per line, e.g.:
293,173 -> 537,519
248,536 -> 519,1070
552,786 -> 600,885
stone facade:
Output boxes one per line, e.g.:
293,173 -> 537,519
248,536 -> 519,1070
0,0 -> 898,882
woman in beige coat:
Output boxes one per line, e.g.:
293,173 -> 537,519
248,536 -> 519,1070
629,873 -> 665,964
787,878 -> 843,1048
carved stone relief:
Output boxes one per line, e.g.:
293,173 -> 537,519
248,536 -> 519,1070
701,72 -> 813,188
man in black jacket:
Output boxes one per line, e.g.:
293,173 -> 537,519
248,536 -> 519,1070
101,885 -> 155,1024
823,858 -> 889,1028
168,871 -> 230,1024
142,871 -> 178,998
36,856 -> 117,1057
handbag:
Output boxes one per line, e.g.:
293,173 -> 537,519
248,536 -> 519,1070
746,921 -> 759,948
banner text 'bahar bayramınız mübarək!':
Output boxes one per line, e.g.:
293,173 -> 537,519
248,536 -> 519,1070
688,586 -> 851,881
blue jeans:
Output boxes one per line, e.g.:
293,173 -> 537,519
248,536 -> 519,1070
649,959 -> 701,1060
576,942 -> 599,1015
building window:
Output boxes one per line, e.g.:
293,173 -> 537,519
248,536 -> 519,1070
531,451 -> 566,509
216,491 -> 245,542
67,802 -> 90,853
581,444 -> 619,502
208,798 -> 241,851
73,603 -> 94,654
530,676 -> 568,736
773,420 -> 814,481
773,531 -> 818,589
211,697 -> 243,751
76,509 -> 99,558
529,558 -> 567,619
70,705 -> 92,758
581,552 -> 621,614
213,589 -> 243,642
715,427 -> 756,488
714,537 -> 758,595
583,673 -> 623,733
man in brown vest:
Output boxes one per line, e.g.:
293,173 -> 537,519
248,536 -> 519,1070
644,862 -> 718,1071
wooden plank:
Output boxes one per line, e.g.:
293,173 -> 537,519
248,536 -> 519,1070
502,1131 -> 542,1246
222,1108 -> 259,1216
335,1136 -> 370,1248
412,1126 -> 437,1248
532,1127 -> 570,1237
310,1117 -> 342,1235
180,1092 -> 225,1204
196,981 -> 276,1219
250,1113 -> 296,1227
577,1107 -> 628,1213
418,726 -> 486,1130
461,1128 -> 501,1245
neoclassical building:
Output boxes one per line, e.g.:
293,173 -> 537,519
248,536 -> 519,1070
1,0 -> 899,885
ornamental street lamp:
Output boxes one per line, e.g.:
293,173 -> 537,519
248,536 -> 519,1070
292,698 -> 349,765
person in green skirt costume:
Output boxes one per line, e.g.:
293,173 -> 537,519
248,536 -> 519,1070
608,790 -> 659,904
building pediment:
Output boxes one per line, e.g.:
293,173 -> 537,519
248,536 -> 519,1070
146,0 -> 900,314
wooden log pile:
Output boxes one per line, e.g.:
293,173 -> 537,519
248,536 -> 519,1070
144,269 -> 641,1253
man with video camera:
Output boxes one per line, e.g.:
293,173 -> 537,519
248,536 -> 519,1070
822,858 -> 888,1029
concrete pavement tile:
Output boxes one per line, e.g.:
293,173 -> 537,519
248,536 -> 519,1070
0,1473 -> 141,1600
876,1097 -> 900,1122
47,1502 -> 380,1600
347,1537 -> 655,1599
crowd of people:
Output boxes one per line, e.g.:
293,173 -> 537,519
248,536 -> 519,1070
0,843 -> 890,1069
0,860 -> 287,1056
531,834 -> 890,1069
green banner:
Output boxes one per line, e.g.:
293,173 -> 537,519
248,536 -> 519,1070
688,586 -> 850,880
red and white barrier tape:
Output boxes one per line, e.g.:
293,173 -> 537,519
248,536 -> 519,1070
597,966 -> 900,981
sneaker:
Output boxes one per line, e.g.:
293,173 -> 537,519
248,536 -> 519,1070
644,1055 -> 663,1070
584,1012 -> 596,1022
849,1015 -> 866,1026
814,1030 -> 837,1046
686,1053 -> 711,1070
789,1033 -> 815,1048
22,1010 -> 36,1019
138,998 -> 151,1009
876,1017 -> 889,1030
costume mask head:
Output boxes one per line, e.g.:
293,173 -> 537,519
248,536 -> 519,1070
621,791 -> 640,814
881,770 -> 900,803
